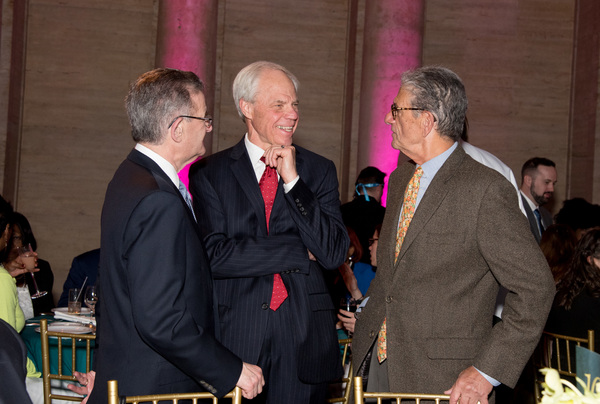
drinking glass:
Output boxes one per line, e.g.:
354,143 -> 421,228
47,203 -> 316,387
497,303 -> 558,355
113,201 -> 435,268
18,244 -> 47,298
84,286 -> 98,316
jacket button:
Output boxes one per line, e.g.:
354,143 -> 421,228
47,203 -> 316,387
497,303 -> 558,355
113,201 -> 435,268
385,296 -> 392,303
369,331 -> 375,338
295,198 -> 300,203
261,303 -> 269,310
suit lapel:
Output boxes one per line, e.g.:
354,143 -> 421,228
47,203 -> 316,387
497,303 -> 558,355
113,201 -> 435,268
127,149 -> 199,227
394,147 -> 466,264
229,140 -> 270,235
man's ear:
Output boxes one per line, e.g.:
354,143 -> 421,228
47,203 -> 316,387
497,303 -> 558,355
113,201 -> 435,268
169,118 -> 184,143
421,111 -> 436,137
523,174 -> 533,187
240,99 -> 253,121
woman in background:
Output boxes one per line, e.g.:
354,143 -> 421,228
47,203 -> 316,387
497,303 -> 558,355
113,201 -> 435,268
545,228 -> 600,349
3,212 -> 55,315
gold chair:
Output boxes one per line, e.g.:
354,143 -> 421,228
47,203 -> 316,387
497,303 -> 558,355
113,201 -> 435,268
532,329 -> 595,401
107,380 -> 242,404
327,337 -> 353,404
40,318 -> 96,404
353,376 -> 450,404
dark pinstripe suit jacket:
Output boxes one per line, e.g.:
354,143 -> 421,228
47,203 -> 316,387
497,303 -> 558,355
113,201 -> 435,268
88,150 -> 241,404
189,138 -> 349,383
352,146 -> 555,395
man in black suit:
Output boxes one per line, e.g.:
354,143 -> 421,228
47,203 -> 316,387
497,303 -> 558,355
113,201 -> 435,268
189,61 -> 349,403
519,157 -> 557,243
0,318 -> 33,404
58,248 -> 100,307
87,68 -> 264,404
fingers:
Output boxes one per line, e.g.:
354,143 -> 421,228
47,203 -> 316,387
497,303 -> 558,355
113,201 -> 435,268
262,145 -> 297,184
237,362 -> 265,399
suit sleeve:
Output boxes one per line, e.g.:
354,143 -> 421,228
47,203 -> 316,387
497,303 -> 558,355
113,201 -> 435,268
191,170 -> 311,278
190,158 -> 348,278
123,192 -> 242,396
473,177 -> 555,387
283,159 -> 349,270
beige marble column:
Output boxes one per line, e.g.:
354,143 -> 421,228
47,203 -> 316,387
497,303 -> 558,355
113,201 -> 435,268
356,1 -> 425,203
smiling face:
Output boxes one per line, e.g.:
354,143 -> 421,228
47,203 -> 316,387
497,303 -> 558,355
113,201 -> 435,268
242,69 -> 299,149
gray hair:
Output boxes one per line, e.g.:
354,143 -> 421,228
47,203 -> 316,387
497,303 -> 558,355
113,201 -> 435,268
232,61 -> 300,122
125,68 -> 204,144
401,66 -> 468,141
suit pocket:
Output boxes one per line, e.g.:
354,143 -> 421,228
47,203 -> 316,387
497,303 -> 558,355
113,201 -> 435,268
426,338 -> 480,360
309,292 -> 335,311
425,231 -> 465,245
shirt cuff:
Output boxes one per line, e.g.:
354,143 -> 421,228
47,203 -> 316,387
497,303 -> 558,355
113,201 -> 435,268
283,175 -> 300,193
474,367 -> 501,387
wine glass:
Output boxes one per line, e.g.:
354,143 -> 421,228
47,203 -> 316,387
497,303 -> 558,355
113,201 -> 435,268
18,244 -> 47,298
84,286 -> 98,316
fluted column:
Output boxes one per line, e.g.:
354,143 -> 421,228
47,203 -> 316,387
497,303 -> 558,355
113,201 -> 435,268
156,0 -> 218,185
357,1 -> 425,203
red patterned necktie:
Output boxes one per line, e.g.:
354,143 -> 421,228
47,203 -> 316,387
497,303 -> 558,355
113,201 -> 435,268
259,157 -> 288,310
377,166 -> 423,363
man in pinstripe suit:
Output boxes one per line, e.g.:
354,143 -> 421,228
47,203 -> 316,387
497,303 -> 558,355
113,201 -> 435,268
190,61 -> 349,403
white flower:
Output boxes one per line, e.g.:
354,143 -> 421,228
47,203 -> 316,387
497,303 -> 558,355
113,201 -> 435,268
539,368 -> 600,404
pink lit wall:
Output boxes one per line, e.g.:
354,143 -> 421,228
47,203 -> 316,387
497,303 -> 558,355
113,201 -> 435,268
357,1 -> 425,205
155,0 -> 218,189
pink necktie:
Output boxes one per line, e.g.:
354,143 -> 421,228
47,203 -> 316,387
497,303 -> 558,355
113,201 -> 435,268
378,166 -> 423,363
259,158 -> 288,310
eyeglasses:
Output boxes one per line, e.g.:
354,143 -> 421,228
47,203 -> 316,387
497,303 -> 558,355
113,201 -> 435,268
390,104 -> 435,121
168,115 -> 213,129
368,238 -> 379,246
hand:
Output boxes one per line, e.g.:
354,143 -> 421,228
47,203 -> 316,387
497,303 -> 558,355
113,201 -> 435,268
308,250 -> 317,261
338,262 -> 361,300
263,145 -> 297,184
236,362 -> 265,399
337,310 -> 356,333
444,366 -> 492,404
5,254 -> 39,278
67,370 -> 96,404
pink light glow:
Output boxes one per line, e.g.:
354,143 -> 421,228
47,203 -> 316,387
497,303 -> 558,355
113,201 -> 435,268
156,0 -> 218,185
357,1 -> 425,206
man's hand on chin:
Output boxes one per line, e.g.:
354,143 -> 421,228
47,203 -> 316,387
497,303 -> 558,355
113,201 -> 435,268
444,366 -> 493,404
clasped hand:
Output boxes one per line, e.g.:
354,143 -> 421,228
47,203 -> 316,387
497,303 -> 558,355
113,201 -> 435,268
262,145 -> 297,184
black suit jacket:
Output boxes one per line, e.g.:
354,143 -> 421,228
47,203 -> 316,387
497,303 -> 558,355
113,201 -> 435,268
521,194 -> 553,243
0,318 -> 32,404
58,248 -> 100,307
189,138 -> 349,384
88,150 -> 241,403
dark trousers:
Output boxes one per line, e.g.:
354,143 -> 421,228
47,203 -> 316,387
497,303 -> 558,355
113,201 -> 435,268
244,299 -> 328,404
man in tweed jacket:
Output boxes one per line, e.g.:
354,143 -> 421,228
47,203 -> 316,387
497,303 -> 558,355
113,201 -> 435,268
352,66 -> 555,404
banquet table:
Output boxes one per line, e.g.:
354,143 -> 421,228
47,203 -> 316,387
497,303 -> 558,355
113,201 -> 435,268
21,314 -> 95,376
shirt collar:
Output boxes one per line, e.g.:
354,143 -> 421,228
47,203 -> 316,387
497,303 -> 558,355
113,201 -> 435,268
244,133 -> 266,164
135,143 -> 180,187
520,190 -> 538,210
419,141 -> 458,179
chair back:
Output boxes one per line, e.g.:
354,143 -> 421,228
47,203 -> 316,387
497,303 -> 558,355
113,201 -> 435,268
353,376 -> 450,403
327,338 -> 353,403
532,329 -> 595,401
40,318 -> 96,404
107,380 -> 242,404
